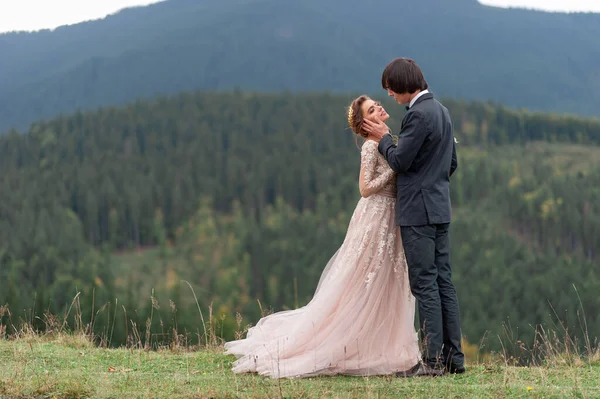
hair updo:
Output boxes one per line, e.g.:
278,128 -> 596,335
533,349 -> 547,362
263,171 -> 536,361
347,95 -> 369,138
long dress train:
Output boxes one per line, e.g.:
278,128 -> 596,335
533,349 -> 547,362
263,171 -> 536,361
224,139 -> 420,378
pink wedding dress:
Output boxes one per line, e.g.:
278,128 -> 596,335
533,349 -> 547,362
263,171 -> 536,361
224,139 -> 420,378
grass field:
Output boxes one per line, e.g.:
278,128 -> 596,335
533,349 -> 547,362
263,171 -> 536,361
1,333 -> 599,399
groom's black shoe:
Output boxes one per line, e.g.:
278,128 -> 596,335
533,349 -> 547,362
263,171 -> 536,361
396,362 -> 445,378
446,364 -> 466,374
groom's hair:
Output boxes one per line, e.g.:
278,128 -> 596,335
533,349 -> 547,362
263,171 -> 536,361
381,58 -> 428,94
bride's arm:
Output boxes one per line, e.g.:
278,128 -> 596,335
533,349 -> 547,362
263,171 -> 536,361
359,141 -> 395,198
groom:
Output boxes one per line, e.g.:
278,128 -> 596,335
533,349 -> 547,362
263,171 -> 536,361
363,58 -> 465,377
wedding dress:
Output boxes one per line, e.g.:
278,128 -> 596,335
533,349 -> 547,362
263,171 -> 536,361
224,139 -> 420,378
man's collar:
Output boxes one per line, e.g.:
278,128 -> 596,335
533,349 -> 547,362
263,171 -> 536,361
408,89 -> 430,109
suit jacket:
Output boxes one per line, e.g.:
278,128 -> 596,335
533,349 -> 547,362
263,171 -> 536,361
378,92 -> 457,227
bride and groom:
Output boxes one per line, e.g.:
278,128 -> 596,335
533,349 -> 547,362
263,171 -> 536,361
225,58 -> 465,378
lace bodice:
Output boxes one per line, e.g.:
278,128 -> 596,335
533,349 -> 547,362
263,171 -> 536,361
359,140 -> 396,198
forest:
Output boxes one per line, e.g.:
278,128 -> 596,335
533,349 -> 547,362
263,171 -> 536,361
1,91 -> 599,353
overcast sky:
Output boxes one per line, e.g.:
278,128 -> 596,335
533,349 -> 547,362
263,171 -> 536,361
479,0 -> 600,12
1,0 -> 599,34
0,0 -> 164,33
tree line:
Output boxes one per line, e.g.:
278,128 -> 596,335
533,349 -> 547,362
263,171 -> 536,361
1,91 -> 599,350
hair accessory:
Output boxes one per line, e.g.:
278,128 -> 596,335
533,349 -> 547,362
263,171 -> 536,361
347,107 -> 354,130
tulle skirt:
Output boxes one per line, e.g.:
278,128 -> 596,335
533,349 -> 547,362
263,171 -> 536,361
224,194 -> 420,378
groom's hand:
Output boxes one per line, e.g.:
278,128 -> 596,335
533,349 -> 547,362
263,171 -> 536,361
363,117 -> 390,139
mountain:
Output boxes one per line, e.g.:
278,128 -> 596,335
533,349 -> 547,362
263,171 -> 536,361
1,0 -> 600,133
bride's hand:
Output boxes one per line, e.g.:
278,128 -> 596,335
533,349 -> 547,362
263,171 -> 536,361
363,117 -> 390,139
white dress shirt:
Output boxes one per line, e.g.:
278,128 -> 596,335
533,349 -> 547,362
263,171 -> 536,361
408,89 -> 429,109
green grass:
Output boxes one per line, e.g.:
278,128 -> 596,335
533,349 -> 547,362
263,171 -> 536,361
1,335 -> 599,399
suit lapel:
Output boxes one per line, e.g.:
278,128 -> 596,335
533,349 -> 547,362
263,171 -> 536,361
401,93 -> 433,129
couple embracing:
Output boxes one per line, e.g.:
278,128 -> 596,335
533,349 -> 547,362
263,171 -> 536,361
225,58 -> 465,378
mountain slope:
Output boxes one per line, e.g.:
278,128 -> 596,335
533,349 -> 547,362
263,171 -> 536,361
1,0 -> 600,132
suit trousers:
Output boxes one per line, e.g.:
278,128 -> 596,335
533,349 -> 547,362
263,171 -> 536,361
400,223 -> 465,369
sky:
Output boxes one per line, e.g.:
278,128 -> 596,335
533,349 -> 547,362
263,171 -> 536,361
479,0 -> 600,12
0,0 -> 599,34
0,0 -> 164,33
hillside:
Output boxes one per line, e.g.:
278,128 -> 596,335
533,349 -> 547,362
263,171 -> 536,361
1,91 -> 600,351
1,336 -> 599,398
1,0 -> 600,132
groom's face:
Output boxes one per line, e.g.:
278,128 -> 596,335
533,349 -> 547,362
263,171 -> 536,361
387,88 -> 411,105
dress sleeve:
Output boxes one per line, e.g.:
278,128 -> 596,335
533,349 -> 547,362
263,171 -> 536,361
359,141 -> 395,198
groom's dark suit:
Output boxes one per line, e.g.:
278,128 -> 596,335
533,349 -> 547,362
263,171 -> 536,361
378,92 -> 464,371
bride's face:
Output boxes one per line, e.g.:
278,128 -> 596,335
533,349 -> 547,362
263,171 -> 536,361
361,99 -> 389,123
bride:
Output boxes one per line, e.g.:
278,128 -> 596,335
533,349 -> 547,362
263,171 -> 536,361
224,95 -> 420,378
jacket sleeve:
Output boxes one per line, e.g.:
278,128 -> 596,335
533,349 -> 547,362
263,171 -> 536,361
449,140 -> 458,177
378,110 -> 428,173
